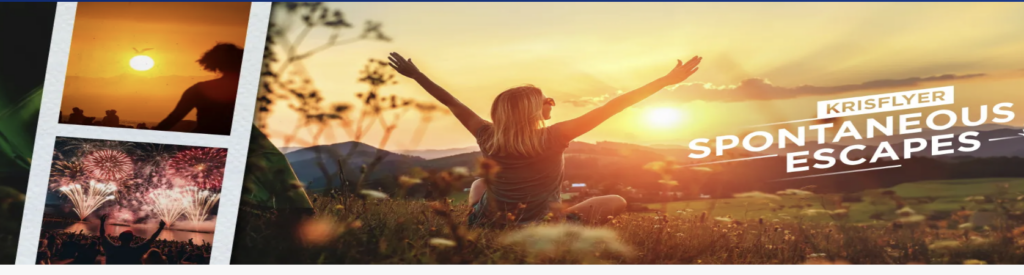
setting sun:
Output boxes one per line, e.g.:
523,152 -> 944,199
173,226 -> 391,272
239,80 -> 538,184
129,55 -> 154,71
645,107 -> 684,128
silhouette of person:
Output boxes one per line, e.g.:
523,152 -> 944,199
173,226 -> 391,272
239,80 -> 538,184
68,107 -> 85,125
102,109 -> 120,127
154,43 -> 242,135
98,214 -> 166,264
141,248 -> 168,264
71,240 -> 100,264
36,239 -> 51,265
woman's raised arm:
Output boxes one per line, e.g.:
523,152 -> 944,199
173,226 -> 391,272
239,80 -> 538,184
388,52 -> 487,134
556,56 -> 701,142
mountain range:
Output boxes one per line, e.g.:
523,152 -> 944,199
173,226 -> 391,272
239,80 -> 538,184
281,124 -> 1024,192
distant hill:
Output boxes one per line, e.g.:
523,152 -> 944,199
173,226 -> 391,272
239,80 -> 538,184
282,125 -> 1024,197
395,146 -> 479,160
284,141 -> 425,190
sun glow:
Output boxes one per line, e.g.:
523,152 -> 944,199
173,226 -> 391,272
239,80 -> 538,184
129,55 -> 155,71
645,107 -> 684,128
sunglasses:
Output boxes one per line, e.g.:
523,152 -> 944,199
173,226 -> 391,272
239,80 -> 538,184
544,98 -> 556,106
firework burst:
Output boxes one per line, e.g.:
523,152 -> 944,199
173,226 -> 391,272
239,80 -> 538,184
168,148 -> 227,190
182,187 -> 220,225
51,161 -> 86,186
148,188 -> 188,226
56,180 -> 118,220
82,149 -> 134,181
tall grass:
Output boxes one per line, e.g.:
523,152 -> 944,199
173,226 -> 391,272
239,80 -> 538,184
232,194 -> 1024,264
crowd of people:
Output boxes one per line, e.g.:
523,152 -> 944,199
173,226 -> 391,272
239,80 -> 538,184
59,107 -> 198,131
36,216 -> 212,265
61,107 -> 151,129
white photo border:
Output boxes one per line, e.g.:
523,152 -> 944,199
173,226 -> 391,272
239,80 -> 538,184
15,2 -> 271,265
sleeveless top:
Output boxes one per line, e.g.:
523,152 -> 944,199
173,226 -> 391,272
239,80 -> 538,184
468,123 -> 571,227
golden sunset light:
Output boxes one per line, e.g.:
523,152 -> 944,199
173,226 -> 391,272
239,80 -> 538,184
259,2 -> 1024,151
645,107 -> 684,128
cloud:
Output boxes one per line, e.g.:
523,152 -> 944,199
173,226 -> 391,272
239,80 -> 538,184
564,73 -> 987,107
563,90 -> 624,107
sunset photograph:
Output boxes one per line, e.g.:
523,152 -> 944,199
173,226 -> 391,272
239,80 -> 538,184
232,2 -> 1024,264
59,2 -> 251,135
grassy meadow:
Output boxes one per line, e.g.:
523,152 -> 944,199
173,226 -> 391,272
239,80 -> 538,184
644,178 -> 1024,224
232,177 -> 1024,264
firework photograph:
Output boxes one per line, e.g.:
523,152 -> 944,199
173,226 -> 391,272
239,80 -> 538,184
58,2 -> 251,135
37,137 -> 226,264
232,2 -> 1024,265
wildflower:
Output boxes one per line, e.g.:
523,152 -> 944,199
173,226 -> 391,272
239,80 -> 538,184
967,236 -> 991,246
450,166 -> 470,177
427,201 -> 448,216
964,196 -> 988,203
733,191 -> 781,200
475,157 -> 501,178
895,206 -> 915,217
428,238 -> 457,248
928,240 -> 961,251
802,258 -> 850,265
359,189 -> 389,200
501,224 -> 633,262
898,214 -> 926,223
398,175 -> 422,187
801,209 -> 832,216
298,218 -> 342,245
775,189 -> 814,196
1012,225 -> 1024,237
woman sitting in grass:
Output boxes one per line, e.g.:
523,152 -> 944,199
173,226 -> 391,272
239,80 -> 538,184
388,52 -> 701,227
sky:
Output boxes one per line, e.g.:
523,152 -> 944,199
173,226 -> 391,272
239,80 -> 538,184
61,2 -> 251,123
260,2 -> 1024,151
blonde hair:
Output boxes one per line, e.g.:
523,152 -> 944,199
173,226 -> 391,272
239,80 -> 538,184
481,85 -> 548,156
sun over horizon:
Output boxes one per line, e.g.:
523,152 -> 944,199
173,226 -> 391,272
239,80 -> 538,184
258,2 -> 1024,152
61,2 -> 251,125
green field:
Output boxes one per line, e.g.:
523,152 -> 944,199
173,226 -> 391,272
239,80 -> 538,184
642,178 -> 1024,224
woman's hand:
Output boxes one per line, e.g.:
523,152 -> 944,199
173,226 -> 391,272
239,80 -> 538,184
658,56 -> 702,85
388,52 -> 422,79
